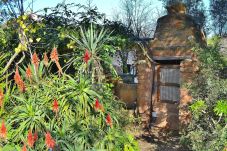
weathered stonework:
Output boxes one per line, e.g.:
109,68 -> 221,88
136,61 -> 153,125
136,3 -> 205,130
114,82 -> 137,108
115,3 -> 205,130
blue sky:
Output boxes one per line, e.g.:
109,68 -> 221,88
33,0 -> 124,18
33,0 -> 209,19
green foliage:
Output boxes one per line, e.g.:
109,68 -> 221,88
198,37 -> 224,68
1,68 -> 139,150
0,2 -> 140,150
189,38 -> 227,102
189,100 -> 207,119
210,0 -> 227,36
68,24 -> 117,83
183,99 -> 227,151
182,38 -> 227,151
0,28 -> 7,49
214,100 -> 227,116
0,52 -> 8,77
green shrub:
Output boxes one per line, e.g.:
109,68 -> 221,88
182,38 -> 227,151
0,50 -> 139,150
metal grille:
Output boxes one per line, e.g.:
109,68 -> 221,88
160,68 -> 180,84
159,67 -> 180,103
160,86 -> 180,102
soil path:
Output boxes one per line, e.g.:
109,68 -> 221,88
133,129 -> 190,151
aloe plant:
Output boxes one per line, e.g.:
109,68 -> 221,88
68,24 -> 117,83
0,52 -> 9,83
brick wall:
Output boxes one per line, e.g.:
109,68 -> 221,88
136,61 -> 153,126
136,3 -> 205,130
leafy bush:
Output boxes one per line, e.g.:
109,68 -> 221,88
182,37 -> 227,151
0,2 -> 139,149
68,24 -> 117,83
0,49 -> 139,150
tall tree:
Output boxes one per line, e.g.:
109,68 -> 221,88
115,0 -> 161,38
0,0 -> 36,23
210,0 -> 227,36
159,0 -> 207,29
0,0 -> 25,19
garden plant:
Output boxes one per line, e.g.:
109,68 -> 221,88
0,5 -> 139,150
181,37 -> 227,151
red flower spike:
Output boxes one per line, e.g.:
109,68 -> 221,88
14,66 -> 26,92
106,114 -> 112,128
27,130 -> 35,147
32,52 -> 40,69
83,49 -> 91,64
45,132 -> 55,149
22,143 -> 27,151
43,52 -> 49,67
55,61 -> 63,75
94,98 -> 104,112
33,131 -> 38,142
50,48 -> 62,75
14,66 -> 22,85
94,98 -> 100,111
52,99 -> 59,113
0,120 -> 7,138
0,89 -> 4,108
26,66 -> 32,80
50,47 -> 59,62
18,80 -> 26,93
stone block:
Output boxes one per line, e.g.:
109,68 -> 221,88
114,83 -> 137,106
180,88 -> 192,106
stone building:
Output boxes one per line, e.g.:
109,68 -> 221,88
136,3 -> 206,130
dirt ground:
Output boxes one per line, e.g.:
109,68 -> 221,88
125,111 -> 190,151
136,132 -> 189,151
129,126 -> 190,151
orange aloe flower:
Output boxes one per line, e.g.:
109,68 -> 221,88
94,98 -> 104,112
43,52 -> 49,67
14,67 -> 26,93
33,131 -> 38,142
50,47 -> 59,62
106,114 -> 112,128
45,132 -> 55,149
22,143 -> 27,151
14,66 -> 21,85
50,47 -> 62,75
32,52 -> 40,69
55,61 -> 63,75
52,99 -> 59,113
26,66 -> 32,80
0,89 -> 4,108
83,49 -> 91,64
27,130 -> 35,147
18,80 -> 26,93
0,120 -> 7,138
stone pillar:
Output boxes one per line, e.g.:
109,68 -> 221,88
137,61 -> 153,126
179,58 -> 198,128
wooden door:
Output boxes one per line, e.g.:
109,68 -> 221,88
158,65 -> 180,103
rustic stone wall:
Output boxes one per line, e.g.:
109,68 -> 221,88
114,82 -> 137,108
147,3 -> 205,130
179,59 -> 198,128
116,3 -> 205,130
151,11 -> 206,50
151,61 -> 197,130
136,61 -> 153,126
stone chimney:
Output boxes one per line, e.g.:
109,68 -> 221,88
150,3 -> 206,58
136,3 -> 206,130
166,3 -> 186,14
